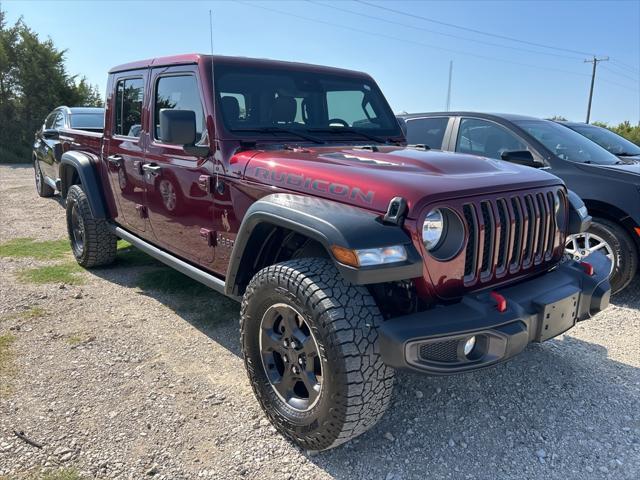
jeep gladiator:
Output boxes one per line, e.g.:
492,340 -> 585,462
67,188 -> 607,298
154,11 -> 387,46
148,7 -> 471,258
45,54 -> 611,451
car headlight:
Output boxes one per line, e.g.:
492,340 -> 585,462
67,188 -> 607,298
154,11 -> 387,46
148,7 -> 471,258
423,208 -> 444,250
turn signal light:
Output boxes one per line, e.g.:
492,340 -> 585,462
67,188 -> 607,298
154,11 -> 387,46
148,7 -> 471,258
331,245 -> 360,267
635,227 -> 640,238
490,291 -> 507,313
580,261 -> 594,276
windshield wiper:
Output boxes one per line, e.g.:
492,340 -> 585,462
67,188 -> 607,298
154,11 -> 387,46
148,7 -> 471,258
308,127 -> 391,144
617,152 -> 640,157
230,127 -> 324,144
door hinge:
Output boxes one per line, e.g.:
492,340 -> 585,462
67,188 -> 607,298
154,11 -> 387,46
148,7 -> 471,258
200,228 -> 216,247
135,204 -> 148,219
198,175 -> 213,193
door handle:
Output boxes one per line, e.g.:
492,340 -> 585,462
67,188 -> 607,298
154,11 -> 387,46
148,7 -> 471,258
142,163 -> 162,176
107,155 -> 123,165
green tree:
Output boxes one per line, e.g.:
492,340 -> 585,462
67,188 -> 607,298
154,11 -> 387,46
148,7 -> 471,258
0,8 -> 103,163
593,120 -> 640,146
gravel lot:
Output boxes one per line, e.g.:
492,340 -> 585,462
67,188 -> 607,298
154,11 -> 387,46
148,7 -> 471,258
1,163 -> 639,480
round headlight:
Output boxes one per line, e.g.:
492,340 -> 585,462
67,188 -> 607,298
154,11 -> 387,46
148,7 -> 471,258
423,208 -> 444,251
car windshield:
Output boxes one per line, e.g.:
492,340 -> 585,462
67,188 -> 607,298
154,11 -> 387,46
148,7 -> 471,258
514,119 -> 621,165
567,124 -> 640,156
214,64 -> 402,142
70,112 -> 104,129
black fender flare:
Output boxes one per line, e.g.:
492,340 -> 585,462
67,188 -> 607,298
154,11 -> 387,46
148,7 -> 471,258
225,193 -> 423,296
60,151 -> 108,219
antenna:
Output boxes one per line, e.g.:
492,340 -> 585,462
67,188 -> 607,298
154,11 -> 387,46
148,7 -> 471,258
209,9 -> 223,194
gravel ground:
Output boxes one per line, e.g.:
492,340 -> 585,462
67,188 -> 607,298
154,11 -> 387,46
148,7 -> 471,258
0,163 -> 639,480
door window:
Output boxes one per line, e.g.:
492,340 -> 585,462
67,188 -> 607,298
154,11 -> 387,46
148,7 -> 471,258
404,117 -> 449,149
456,118 -> 527,159
154,75 -> 205,141
53,112 -> 66,130
114,77 -> 144,138
44,112 -> 57,129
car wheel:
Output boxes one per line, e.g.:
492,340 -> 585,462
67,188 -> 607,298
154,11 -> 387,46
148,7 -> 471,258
66,184 -> 117,268
565,218 -> 638,294
34,159 -> 55,197
240,258 -> 395,451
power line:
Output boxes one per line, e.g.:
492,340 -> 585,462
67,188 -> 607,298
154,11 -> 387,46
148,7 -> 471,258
311,0 -> 583,61
355,0 -> 598,58
239,1 -> 638,93
585,56 -> 609,124
610,58 -> 640,74
601,65 -> 639,83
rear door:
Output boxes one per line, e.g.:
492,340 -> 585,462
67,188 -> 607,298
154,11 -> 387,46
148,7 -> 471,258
143,66 -> 217,265
103,71 -> 148,233
403,116 -> 452,150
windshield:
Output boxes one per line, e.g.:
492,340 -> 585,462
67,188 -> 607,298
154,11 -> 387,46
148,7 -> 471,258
514,119 -> 621,165
70,112 -> 104,129
568,124 -> 640,156
214,64 -> 402,142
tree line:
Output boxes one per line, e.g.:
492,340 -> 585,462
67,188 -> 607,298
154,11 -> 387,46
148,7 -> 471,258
0,8 -> 102,164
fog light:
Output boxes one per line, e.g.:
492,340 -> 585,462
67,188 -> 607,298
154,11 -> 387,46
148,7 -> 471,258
463,336 -> 476,357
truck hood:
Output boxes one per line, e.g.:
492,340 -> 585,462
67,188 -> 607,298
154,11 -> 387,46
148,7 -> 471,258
242,146 -> 563,218
577,161 -> 640,180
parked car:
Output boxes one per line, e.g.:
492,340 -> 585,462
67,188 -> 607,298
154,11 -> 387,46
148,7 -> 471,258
397,112 -> 640,293
32,106 -> 104,197
45,55 -> 610,450
556,121 -> 640,162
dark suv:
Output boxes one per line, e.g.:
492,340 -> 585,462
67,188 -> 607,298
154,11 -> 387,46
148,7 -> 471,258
33,106 -> 104,197
557,121 -> 640,163
397,112 -> 640,293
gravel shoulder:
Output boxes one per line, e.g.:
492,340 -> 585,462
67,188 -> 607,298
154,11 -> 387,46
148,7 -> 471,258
0,164 -> 639,479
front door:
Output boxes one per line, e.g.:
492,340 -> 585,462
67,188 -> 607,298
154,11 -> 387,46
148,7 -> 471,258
144,67 -> 216,266
104,72 -> 148,233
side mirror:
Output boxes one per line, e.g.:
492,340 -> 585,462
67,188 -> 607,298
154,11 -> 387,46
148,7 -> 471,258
501,150 -> 537,167
159,109 -> 209,157
42,128 -> 59,140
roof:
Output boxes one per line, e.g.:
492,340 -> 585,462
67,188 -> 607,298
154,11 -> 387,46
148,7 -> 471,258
397,111 -> 541,122
108,54 -> 369,78
555,121 -> 594,127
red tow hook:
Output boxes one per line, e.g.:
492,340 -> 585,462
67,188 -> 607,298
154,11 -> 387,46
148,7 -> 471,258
490,291 -> 507,313
580,261 -> 594,276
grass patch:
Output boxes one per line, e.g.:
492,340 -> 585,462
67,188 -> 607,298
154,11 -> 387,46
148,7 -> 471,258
33,469 -> 84,480
0,238 -> 70,260
116,240 -> 159,267
0,306 -> 46,323
136,267 -> 211,296
67,335 -> 83,346
0,334 -> 16,397
18,263 -> 84,285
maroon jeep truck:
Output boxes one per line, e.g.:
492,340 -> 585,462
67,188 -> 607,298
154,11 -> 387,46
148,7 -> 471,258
44,54 -> 611,451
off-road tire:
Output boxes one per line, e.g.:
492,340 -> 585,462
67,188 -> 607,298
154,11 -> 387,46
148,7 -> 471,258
590,218 -> 638,294
34,160 -> 54,197
66,184 -> 117,268
240,258 -> 395,451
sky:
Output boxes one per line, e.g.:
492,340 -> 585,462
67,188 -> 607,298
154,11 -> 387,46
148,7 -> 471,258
4,0 -> 640,124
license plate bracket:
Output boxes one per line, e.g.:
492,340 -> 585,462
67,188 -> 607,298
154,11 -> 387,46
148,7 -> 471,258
533,286 -> 581,342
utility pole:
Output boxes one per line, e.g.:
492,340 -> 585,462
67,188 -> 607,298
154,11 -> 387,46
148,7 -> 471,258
445,60 -> 453,111
584,56 -> 609,123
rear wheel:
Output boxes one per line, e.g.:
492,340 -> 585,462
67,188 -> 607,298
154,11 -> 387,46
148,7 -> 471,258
66,184 -> 117,268
240,258 -> 394,451
34,159 -> 54,197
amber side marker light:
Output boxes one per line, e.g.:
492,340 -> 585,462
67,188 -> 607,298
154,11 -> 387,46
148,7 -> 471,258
331,245 -> 360,267
635,227 -> 640,238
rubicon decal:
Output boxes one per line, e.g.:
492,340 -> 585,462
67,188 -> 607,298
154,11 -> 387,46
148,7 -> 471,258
252,167 -> 375,205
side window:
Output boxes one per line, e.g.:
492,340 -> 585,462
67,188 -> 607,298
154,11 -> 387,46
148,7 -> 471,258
456,118 -> 527,160
115,77 -> 144,137
44,113 -> 57,129
154,75 -> 205,141
405,117 -> 449,149
53,112 -> 66,130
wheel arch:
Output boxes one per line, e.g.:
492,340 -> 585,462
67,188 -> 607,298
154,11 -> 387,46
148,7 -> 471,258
582,198 -> 640,253
225,193 -> 423,297
60,151 -> 108,219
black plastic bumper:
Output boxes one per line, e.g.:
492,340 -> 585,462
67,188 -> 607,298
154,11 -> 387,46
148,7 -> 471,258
379,252 -> 611,375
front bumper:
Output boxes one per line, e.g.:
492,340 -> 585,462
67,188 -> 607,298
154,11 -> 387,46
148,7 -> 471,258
379,252 -> 611,375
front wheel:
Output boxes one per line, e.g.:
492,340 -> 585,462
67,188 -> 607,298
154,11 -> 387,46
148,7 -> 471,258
565,218 -> 638,294
66,184 -> 117,268
240,258 -> 394,451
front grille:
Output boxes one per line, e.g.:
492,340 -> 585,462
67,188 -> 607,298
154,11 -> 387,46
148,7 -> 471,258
462,188 -> 563,286
419,340 -> 459,363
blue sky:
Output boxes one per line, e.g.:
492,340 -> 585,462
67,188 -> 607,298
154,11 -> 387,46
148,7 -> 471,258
4,0 -> 639,124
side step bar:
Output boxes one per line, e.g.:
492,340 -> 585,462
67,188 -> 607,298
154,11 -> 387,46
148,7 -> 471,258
112,226 -> 228,297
